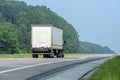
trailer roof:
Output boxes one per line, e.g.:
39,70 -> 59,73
31,24 -> 53,27
31,24 -> 62,30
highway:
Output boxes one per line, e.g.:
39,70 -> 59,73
0,54 -> 115,80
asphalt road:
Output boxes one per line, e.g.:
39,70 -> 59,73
0,54 -> 115,80
40,58 -> 109,80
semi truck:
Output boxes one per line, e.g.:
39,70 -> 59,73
31,24 -> 64,58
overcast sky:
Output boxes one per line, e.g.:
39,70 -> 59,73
21,0 -> 120,53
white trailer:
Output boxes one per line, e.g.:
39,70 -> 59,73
31,24 -> 64,58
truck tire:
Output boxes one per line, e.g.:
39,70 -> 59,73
43,54 -> 46,58
49,54 -> 54,58
43,54 -> 48,58
57,51 -> 63,58
62,54 -> 64,58
32,54 -> 38,58
36,54 -> 38,58
32,54 -> 35,58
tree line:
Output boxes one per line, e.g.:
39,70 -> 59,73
0,0 -> 115,54
79,41 -> 115,53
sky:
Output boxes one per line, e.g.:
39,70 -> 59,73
21,0 -> 120,53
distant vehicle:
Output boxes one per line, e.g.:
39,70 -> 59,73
31,24 -> 64,58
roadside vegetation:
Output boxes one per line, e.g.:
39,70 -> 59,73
0,53 -> 95,58
0,54 -> 43,58
0,54 -> 32,58
89,56 -> 120,80
65,53 -> 96,56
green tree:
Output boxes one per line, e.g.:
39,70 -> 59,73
0,22 -> 20,54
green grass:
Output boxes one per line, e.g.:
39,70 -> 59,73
0,54 -> 31,58
0,53 -> 95,58
0,54 -> 43,58
89,56 -> 120,80
65,53 -> 96,56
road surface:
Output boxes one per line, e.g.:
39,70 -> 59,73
0,54 -> 115,80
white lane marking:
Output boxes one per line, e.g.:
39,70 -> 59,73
0,58 -> 80,74
81,57 -> 86,59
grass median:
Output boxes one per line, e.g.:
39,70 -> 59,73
0,53 -> 95,58
89,56 -> 120,80
0,54 -> 32,58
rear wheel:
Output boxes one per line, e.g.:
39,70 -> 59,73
43,54 -> 48,58
57,51 -> 63,58
43,54 -> 46,58
62,54 -> 64,58
32,54 -> 38,58
36,54 -> 38,58
49,54 -> 54,58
